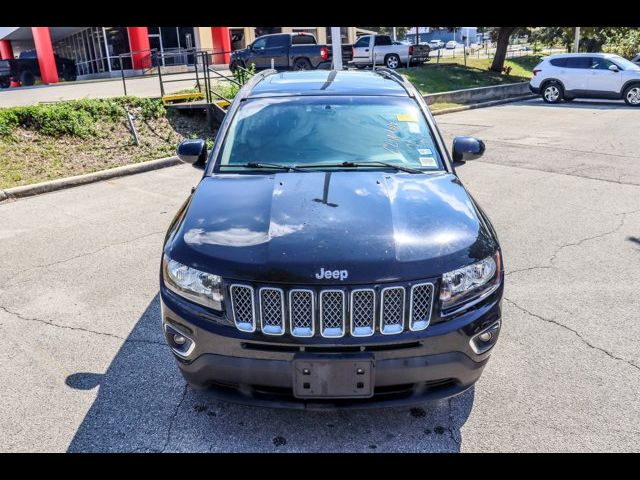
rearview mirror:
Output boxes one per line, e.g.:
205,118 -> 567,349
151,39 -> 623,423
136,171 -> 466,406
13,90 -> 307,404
177,139 -> 207,165
452,136 -> 485,162
608,64 -> 619,72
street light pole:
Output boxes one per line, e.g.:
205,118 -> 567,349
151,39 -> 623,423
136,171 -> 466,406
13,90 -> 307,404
392,27 -> 397,41
331,27 -> 343,70
574,26 -> 581,53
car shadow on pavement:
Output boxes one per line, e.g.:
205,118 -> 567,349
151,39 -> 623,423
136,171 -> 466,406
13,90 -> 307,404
522,98 -> 634,110
66,294 -> 475,452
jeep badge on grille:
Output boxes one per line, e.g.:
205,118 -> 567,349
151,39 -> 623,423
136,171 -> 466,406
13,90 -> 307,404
315,268 -> 349,281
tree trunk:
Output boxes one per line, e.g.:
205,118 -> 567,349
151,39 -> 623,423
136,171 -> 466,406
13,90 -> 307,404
490,27 -> 518,73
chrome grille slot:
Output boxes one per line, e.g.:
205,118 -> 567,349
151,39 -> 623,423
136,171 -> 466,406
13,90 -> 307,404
320,290 -> 345,338
230,285 -> 256,332
380,286 -> 405,335
410,283 -> 434,331
350,289 -> 375,337
289,289 -> 314,337
259,287 -> 285,335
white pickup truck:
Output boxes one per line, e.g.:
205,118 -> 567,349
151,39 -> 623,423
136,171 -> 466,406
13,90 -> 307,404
350,34 -> 430,69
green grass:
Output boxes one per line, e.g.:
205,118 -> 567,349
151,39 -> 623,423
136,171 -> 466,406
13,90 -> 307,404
0,97 -> 210,190
400,55 -> 543,95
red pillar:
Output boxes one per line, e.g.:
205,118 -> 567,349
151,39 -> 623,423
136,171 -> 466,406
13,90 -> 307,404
0,40 -> 14,59
211,27 -> 231,65
31,27 -> 59,84
127,27 -> 151,70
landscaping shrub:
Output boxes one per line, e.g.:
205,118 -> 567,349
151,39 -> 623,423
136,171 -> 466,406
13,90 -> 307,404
0,97 -> 166,138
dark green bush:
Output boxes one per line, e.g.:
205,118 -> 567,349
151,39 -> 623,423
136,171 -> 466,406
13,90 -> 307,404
0,97 -> 166,138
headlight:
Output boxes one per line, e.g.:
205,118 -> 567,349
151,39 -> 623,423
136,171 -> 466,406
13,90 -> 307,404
440,252 -> 501,314
162,255 -> 224,311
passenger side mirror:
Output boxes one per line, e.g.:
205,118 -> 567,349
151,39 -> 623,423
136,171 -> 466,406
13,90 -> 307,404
608,64 -> 619,72
452,136 -> 486,162
177,139 -> 207,165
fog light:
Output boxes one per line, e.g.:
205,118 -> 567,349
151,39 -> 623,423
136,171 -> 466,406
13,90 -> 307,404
478,332 -> 492,342
470,320 -> 501,354
163,323 -> 196,358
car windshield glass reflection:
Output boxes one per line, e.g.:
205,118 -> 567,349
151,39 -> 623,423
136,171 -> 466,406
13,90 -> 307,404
217,96 -> 444,171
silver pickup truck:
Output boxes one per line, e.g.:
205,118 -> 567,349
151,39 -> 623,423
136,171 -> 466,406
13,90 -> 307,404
351,34 -> 430,69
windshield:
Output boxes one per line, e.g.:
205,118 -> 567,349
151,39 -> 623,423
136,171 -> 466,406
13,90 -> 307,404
611,55 -> 640,70
217,96 -> 444,171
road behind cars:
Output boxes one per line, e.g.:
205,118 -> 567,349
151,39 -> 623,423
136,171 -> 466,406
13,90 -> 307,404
0,98 -> 639,452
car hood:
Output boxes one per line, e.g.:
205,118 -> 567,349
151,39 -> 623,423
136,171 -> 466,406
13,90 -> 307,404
166,171 -> 499,284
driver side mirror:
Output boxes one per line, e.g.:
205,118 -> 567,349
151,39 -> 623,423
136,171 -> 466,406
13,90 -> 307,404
177,139 -> 207,166
452,136 -> 486,162
608,64 -> 619,72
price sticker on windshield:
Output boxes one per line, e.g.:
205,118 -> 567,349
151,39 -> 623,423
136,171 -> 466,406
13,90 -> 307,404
419,157 -> 437,167
396,113 -> 418,122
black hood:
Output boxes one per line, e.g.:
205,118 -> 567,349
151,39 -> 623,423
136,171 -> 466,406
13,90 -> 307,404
166,171 -> 499,284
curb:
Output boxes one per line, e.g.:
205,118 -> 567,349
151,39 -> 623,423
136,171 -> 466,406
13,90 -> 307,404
0,156 -> 182,202
432,94 -> 536,115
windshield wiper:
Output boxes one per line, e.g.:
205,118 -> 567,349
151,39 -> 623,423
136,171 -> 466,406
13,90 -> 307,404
295,161 -> 423,174
221,162 -> 304,172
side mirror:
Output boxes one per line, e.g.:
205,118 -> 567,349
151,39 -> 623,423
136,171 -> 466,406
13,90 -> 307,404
608,64 -> 619,72
177,139 -> 207,165
452,136 -> 485,162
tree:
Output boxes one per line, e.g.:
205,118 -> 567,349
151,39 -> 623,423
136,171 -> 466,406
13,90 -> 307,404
490,27 -> 519,73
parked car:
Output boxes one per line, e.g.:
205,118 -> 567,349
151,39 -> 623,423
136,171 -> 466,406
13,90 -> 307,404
229,32 -> 352,72
529,53 -> 640,106
0,51 -> 77,88
0,59 -> 10,88
429,39 -> 445,49
164,69 -> 503,409
632,54 -> 640,66
445,41 -> 458,49
350,34 -> 430,69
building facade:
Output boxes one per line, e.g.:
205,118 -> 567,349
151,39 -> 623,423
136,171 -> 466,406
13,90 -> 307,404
0,26 -> 362,84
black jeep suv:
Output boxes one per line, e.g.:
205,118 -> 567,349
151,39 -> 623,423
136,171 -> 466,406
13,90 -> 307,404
161,68 -> 504,409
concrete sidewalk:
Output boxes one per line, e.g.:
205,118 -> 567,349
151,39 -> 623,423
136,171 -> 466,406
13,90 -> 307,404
0,70 -> 232,107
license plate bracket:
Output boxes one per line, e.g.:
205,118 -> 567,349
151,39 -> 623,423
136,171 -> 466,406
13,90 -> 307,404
293,354 -> 375,399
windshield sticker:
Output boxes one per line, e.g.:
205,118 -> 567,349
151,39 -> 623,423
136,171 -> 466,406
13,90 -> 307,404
406,122 -> 420,133
418,148 -> 432,155
419,157 -> 437,167
396,113 -> 417,122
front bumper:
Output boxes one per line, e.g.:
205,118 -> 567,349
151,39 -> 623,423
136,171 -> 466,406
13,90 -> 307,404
160,285 -> 502,410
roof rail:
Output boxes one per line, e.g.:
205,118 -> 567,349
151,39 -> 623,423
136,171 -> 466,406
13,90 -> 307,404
237,68 -> 278,100
372,67 -> 414,97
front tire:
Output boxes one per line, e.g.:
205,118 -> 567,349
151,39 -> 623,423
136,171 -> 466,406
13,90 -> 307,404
292,58 -> 312,71
19,69 -> 35,87
385,54 -> 401,69
623,84 -> 640,107
0,77 -> 10,89
541,81 -> 563,104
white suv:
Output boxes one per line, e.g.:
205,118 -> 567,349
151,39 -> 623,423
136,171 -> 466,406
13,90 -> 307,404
529,53 -> 640,106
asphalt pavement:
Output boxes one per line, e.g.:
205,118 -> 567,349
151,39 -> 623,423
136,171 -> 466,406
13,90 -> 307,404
1,97 -> 639,452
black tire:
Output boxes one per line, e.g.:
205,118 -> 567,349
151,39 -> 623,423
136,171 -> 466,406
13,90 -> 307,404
0,77 -> 10,89
384,54 -> 401,69
541,80 -> 563,104
292,58 -> 312,71
355,64 -> 367,70
19,69 -> 35,87
229,60 -> 241,73
62,68 -> 76,82
623,83 -> 640,107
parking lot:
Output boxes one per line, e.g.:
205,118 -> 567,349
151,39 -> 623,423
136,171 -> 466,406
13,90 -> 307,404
1,97 -> 639,452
